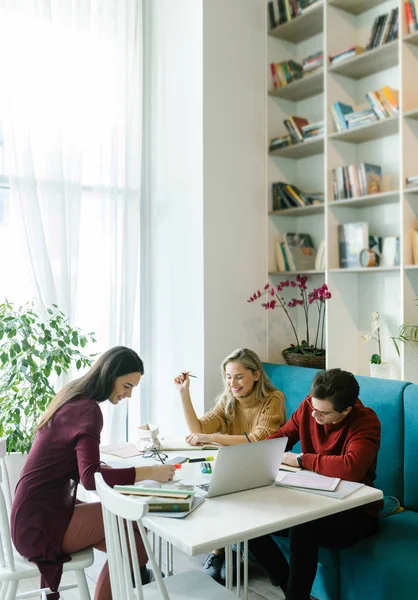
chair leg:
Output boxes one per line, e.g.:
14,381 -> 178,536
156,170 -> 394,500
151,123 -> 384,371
0,582 -> 8,600
74,570 -> 91,600
5,581 -> 18,600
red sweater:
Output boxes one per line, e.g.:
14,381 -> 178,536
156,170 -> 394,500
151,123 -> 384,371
11,397 -> 136,595
268,396 -> 383,515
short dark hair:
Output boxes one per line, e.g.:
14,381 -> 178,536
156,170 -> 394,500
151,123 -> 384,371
310,368 -> 359,412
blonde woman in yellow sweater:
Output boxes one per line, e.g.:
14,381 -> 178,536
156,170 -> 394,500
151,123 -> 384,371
174,347 -> 285,581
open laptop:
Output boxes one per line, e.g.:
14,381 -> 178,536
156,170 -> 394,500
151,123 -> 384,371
195,437 -> 287,498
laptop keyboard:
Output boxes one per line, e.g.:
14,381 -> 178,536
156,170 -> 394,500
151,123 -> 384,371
197,483 -> 210,492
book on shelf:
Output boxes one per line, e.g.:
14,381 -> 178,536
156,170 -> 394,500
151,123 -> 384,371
303,50 -> 324,73
269,60 -> 303,89
332,163 -> 382,201
272,182 -> 323,210
283,233 -> 316,271
338,222 -> 368,268
330,89 -> 399,132
330,102 -> 353,132
269,135 -> 292,152
329,45 -> 364,65
268,0 -> 320,30
301,121 -> 324,140
366,8 -> 399,49
284,115 -> 309,143
404,2 -> 417,34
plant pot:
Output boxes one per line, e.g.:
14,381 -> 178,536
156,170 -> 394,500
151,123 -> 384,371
282,348 -> 326,370
4,452 -> 27,501
369,362 -> 391,379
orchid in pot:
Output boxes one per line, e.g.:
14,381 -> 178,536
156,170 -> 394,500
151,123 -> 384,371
361,312 -> 391,378
248,276 -> 332,369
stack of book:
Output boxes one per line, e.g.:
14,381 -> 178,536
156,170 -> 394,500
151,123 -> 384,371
330,88 -> 399,132
114,485 -> 195,513
303,50 -> 324,74
405,1 -> 418,33
331,163 -> 382,201
269,134 -> 292,152
267,0 -> 320,30
275,233 -> 316,272
270,60 -> 303,89
301,121 -> 324,140
366,8 -> 399,49
329,45 -> 364,65
272,181 -> 324,210
406,175 -> 418,189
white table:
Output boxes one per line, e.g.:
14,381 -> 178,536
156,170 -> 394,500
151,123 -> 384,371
101,449 -> 383,599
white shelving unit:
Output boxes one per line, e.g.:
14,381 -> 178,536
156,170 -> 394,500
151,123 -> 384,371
266,0 -> 418,382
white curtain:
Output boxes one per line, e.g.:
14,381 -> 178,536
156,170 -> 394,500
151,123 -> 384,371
0,0 -> 144,443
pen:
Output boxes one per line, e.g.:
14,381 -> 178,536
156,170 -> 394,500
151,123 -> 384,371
244,432 -> 251,443
182,371 -> 197,378
188,456 -> 214,463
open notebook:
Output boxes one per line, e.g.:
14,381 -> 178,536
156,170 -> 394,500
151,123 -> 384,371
159,436 -> 221,451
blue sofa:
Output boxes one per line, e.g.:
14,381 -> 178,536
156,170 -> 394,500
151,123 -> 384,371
263,363 -> 418,600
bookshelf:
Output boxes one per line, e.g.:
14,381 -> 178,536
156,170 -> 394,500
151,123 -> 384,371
266,0 -> 418,383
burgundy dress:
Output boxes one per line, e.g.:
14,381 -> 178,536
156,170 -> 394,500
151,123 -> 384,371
11,397 -> 136,595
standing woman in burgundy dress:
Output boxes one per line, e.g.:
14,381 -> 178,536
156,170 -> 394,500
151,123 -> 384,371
11,346 -> 175,600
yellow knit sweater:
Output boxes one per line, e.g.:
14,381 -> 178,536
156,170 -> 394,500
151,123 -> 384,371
198,389 -> 285,442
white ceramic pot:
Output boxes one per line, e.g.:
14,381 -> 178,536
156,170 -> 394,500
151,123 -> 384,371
4,452 -> 27,500
369,362 -> 391,379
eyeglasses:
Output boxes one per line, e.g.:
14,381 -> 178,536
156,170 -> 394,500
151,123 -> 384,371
305,397 -> 337,418
142,448 -> 168,464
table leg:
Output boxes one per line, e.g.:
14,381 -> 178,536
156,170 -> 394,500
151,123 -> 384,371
225,545 -> 233,590
166,540 -> 174,576
243,540 -> 248,600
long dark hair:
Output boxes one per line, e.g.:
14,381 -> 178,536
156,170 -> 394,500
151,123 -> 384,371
37,346 -> 144,430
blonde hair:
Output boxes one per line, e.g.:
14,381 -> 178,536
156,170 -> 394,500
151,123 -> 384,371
219,348 -> 283,422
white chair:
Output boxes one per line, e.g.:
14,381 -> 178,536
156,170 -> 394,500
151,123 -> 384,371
94,472 -> 238,600
0,437 -> 93,600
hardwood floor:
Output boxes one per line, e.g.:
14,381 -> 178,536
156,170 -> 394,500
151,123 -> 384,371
10,544 -> 285,599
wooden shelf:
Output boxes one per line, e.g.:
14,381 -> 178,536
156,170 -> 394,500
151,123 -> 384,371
269,270 -> 325,277
328,116 -> 399,143
269,70 -> 324,102
403,31 -> 418,46
330,267 -> 400,274
268,2 -> 323,43
328,191 -> 399,208
328,0 -> 384,14
404,108 -> 418,120
328,41 -> 398,80
269,136 -> 324,159
269,204 -> 324,217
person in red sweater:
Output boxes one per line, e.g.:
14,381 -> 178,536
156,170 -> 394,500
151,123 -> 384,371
248,368 -> 382,600
11,346 -> 175,600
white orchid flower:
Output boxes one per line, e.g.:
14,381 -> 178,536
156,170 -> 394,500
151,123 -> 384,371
361,334 -> 372,342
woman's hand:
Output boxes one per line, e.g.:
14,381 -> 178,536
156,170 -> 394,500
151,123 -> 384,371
174,371 -> 191,393
150,464 -> 176,483
186,433 -> 212,446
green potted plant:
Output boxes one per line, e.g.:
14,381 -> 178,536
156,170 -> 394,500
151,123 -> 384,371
392,297 -> 418,355
0,301 -> 96,490
248,276 -> 332,369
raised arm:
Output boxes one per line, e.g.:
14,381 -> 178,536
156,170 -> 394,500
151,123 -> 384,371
174,372 -> 202,433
